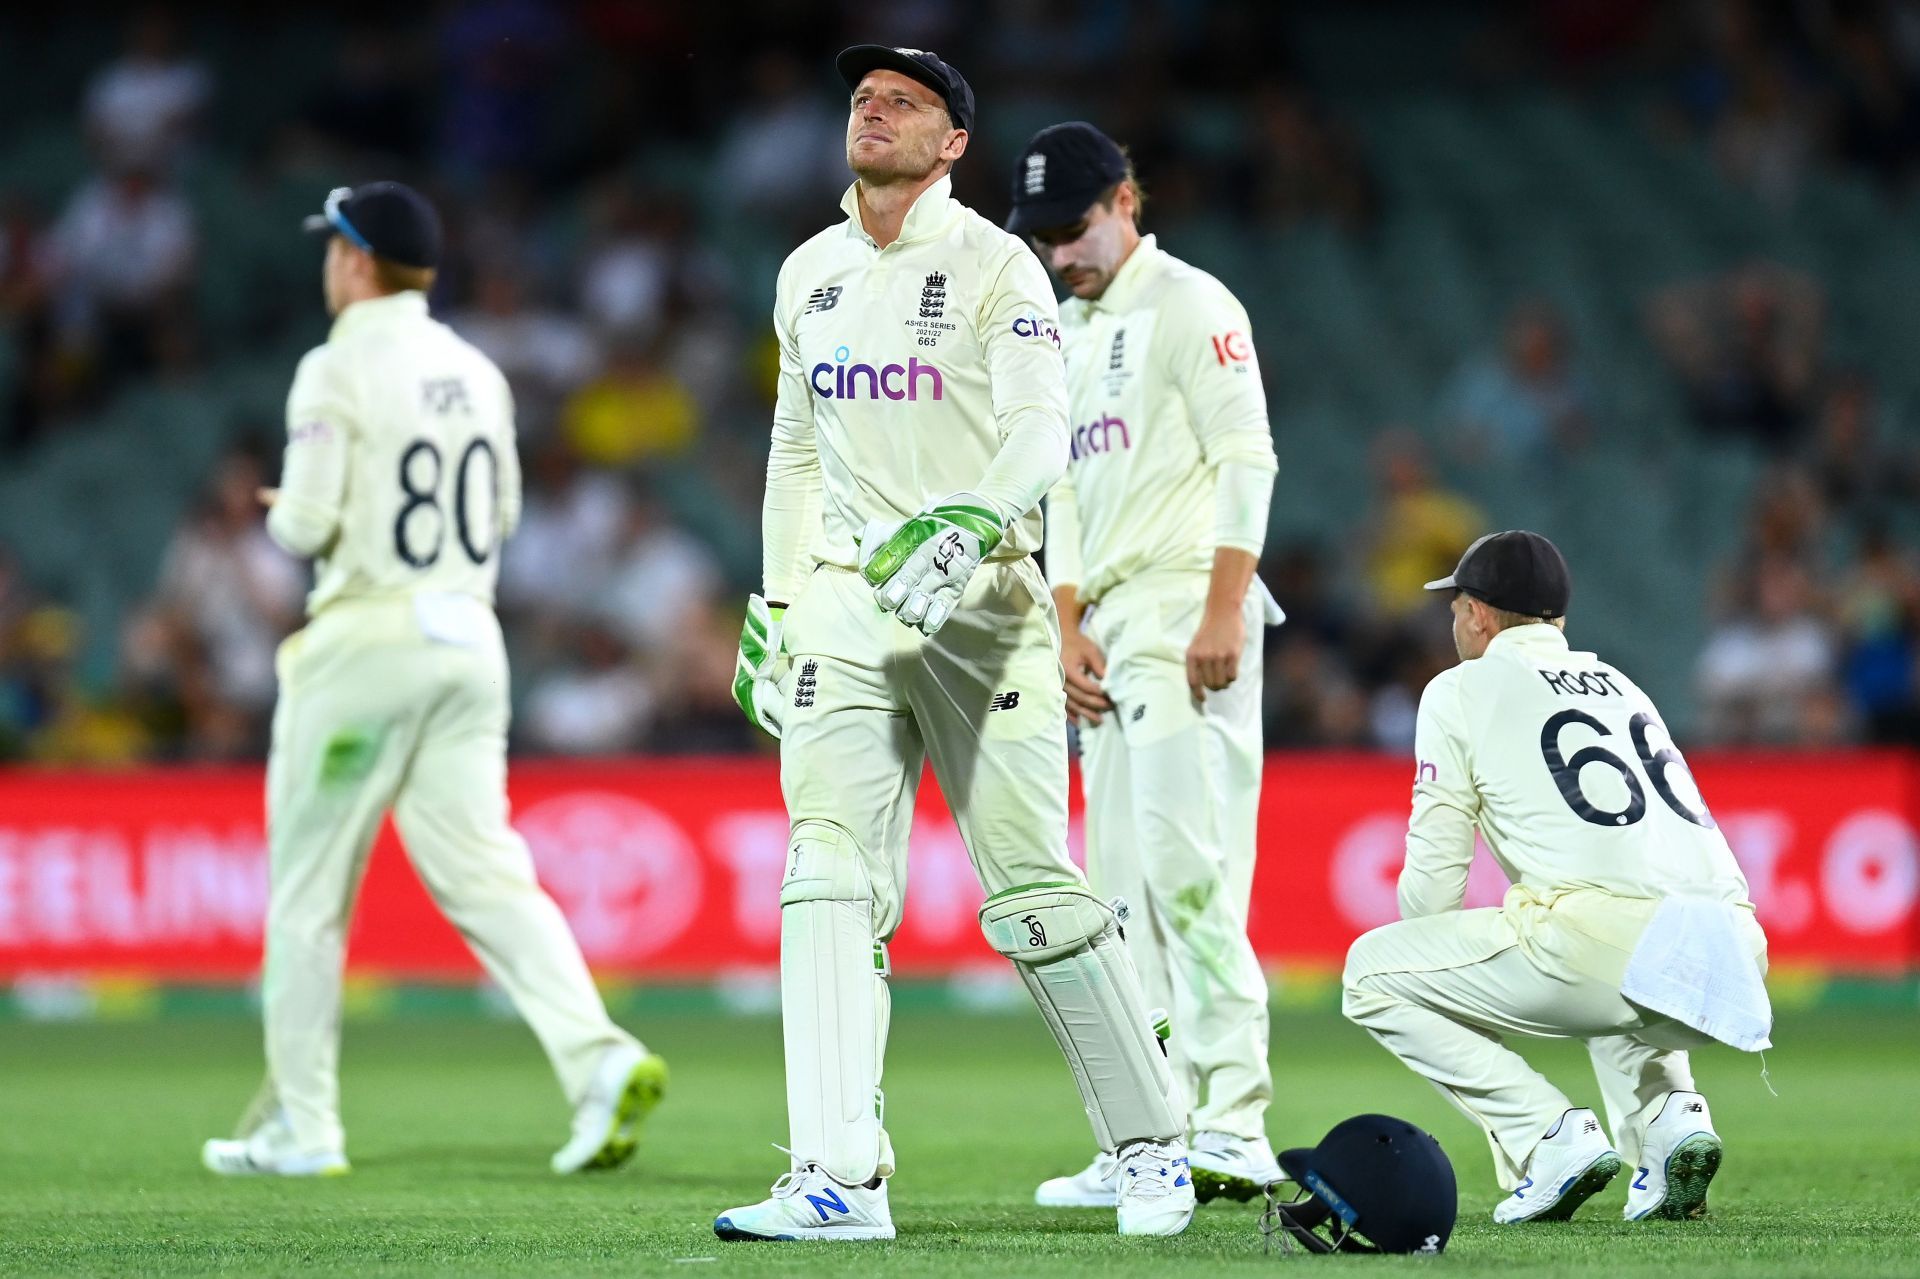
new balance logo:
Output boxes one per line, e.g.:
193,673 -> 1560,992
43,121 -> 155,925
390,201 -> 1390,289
1684,1101 -> 1704,1113
989,691 -> 1021,712
804,285 -> 842,315
1131,704 -> 1145,723
794,660 -> 819,708
1582,1117 -> 1600,1134
804,1187 -> 849,1221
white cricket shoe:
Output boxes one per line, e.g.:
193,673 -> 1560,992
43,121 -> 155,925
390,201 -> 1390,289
201,1109 -> 348,1178
1189,1130 -> 1284,1203
714,1164 -> 895,1241
1115,1138 -> 1196,1236
551,1043 -> 669,1174
1493,1108 -> 1621,1224
1626,1091 -> 1722,1221
1035,1150 -> 1119,1207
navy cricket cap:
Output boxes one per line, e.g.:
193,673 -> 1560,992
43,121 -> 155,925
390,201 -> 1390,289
302,181 -> 442,270
1271,1114 -> 1457,1255
836,45 -> 974,134
1006,121 -> 1129,235
1425,529 -> 1572,619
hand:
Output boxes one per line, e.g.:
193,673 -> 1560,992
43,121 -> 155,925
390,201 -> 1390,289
731,594 -> 789,739
857,493 -> 1005,636
1185,606 -> 1245,701
1060,626 -> 1113,726
256,487 -> 279,508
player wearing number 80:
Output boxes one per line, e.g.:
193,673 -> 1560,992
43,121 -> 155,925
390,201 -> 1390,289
1343,530 -> 1771,1226
202,182 -> 666,1180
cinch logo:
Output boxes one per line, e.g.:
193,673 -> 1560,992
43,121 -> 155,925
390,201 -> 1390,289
1011,314 -> 1061,346
1070,413 -> 1131,459
810,345 -> 945,400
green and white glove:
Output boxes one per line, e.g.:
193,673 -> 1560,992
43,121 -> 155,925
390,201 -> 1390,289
731,594 -> 788,739
858,492 -> 1006,636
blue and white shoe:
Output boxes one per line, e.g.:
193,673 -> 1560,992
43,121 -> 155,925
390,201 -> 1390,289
714,1163 -> 895,1242
1116,1138 -> 1195,1236
1626,1091 -> 1722,1221
1493,1108 -> 1620,1224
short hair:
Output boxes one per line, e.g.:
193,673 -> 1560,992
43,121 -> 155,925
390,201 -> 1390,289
1096,155 -> 1147,227
371,255 -> 436,295
1463,592 -> 1563,632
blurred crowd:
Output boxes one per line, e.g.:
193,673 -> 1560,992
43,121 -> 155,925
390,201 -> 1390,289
3,1 -> 1919,764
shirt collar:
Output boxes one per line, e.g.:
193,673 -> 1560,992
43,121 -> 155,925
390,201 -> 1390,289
330,289 -> 428,340
1091,233 -> 1162,313
1485,622 -> 1570,657
839,175 -> 958,248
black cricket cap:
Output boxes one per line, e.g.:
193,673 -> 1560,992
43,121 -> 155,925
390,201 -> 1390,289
1272,1114 -> 1457,1255
836,45 -> 974,134
302,181 -> 442,270
1006,121 -> 1129,235
1425,529 -> 1572,619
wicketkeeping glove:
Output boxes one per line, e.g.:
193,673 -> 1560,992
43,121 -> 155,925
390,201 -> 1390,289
731,594 -> 788,739
858,493 -> 1006,636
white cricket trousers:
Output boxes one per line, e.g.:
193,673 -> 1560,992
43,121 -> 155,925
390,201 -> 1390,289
777,560 -> 1090,1181
1078,574 -> 1271,1139
1343,885 -> 1767,1188
260,595 -> 633,1153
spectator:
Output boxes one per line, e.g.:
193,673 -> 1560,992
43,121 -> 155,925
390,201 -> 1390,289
712,50 -> 853,219
44,163 -> 199,389
82,6 -> 211,172
297,22 -> 429,167
1804,372 -> 1919,517
446,264 -> 600,427
1438,300 -> 1592,464
1835,523 -> 1920,743
595,485 -> 721,654
140,449 -> 305,757
435,0 -> 573,183
497,442 -> 631,619
1362,431 -> 1487,618
522,621 -> 656,754
1647,262 -> 1825,451
1231,84 -> 1380,235
560,335 -> 699,467
1697,554 -> 1841,744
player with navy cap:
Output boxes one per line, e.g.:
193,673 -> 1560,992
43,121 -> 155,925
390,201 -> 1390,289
1008,122 -> 1285,1207
201,180 -> 666,1180
1343,530 -> 1771,1224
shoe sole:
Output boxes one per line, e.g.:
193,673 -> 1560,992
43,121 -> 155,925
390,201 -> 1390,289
1641,1133 -> 1722,1221
1034,1190 -> 1118,1208
1507,1152 -> 1622,1223
578,1055 -> 669,1172
202,1143 -> 350,1178
1117,1205 -> 1196,1237
712,1216 -> 894,1242
1189,1166 -> 1272,1204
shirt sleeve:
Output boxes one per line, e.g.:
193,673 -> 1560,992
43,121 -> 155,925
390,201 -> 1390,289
763,256 -> 822,603
1399,671 -> 1481,918
1043,469 -> 1085,590
1163,280 -> 1277,555
266,345 -> 351,559
971,245 -> 1070,525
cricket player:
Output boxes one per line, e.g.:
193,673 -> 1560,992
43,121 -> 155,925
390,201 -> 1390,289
1343,530 -> 1772,1223
720,47 -> 1194,1241
201,182 -> 665,1178
1004,123 -> 1284,1205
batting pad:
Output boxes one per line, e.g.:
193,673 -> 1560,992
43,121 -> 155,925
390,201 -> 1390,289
981,882 -> 1180,1151
780,820 -> 892,1185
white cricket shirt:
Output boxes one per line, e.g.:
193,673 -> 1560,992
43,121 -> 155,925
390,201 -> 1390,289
1402,623 -> 1753,918
268,291 -> 522,616
762,176 -> 1070,602
1044,235 -> 1277,603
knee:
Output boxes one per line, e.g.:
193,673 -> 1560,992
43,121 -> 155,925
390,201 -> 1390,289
780,819 -> 873,907
979,881 -> 1114,964
1341,930 -> 1391,1024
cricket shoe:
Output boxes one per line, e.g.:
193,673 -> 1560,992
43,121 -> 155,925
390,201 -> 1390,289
201,1109 -> 348,1178
714,1164 -> 895,1241
551,1043 -> 669,1173
1035,1150 -> 1119,1207
1493,1108 -> 1620,1223
1626,1091 -> 1722,1221
1189,1130 -> 1284,1203
1115,1138 -> 1196,1236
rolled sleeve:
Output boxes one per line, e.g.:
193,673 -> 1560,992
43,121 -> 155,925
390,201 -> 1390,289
1399,671 -> 1480,918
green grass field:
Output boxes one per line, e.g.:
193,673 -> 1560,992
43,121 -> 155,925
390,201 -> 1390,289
1,1002 -> 1915,1276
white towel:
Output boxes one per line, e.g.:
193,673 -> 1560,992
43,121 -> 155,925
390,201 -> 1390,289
1620,897 -> 1773,1052
1256,579 -> 1287,627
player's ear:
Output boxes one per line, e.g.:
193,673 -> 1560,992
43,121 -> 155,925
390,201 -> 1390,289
941,127 -> 968,164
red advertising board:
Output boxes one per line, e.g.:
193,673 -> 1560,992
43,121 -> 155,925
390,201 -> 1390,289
0,753 -> 1914,978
